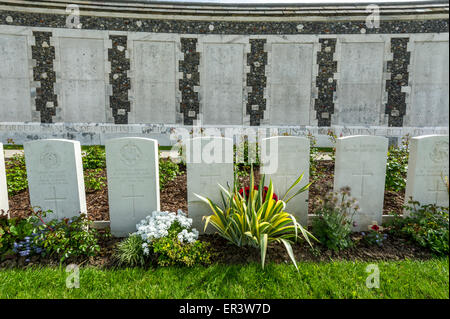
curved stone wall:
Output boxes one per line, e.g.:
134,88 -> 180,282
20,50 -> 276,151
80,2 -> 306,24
0,0 -> 448,145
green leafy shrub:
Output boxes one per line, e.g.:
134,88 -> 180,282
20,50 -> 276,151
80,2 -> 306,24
385,135 -> 409,192
115,234 -> 147,267
115,210 -> 211,267
159,158 -> 181,189
0,214 -> 33,259
311,187 -> 359,251
14,210 -> 102,262
5,154 -> 28,196
152,236 -> 211,267
84,169 -> 106,192
387,200 -> 449,255
82,146 -> 106,170
196,167 -> 316,269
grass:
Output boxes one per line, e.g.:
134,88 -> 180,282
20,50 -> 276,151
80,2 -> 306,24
0,258 -> 448,299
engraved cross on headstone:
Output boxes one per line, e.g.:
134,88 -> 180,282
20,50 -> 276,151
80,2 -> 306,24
44,186 -> 67,218
352,163 -> 373,197
427,178 -> 448,204
123,184 -> 144,218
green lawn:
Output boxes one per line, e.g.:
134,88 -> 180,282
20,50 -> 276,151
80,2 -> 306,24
0,258 -> 448,299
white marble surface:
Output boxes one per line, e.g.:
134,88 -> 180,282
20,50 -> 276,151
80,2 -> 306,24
58,37 -> 107,123
24,139 -> 87,222
333,135 -> 388,231
186,136 -> 234,233
131,41 -> 177,124
202,43 -> 244,125
269,43 -> 313,125
405,135 -> 449,211
0,34 -> 32,122
407,41 -> 449,127
106,137 -> 160,237
335,42 -> 385,125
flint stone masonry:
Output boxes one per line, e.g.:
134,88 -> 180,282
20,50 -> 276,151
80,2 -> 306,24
404,135 -> 449,211
0,1 -> 448,145
186,137 -> 234,234
0,143 -> 8,216
24,139 -> 86,222
333,135 -> 388,231
261,136 -> 310,226
106,137 -> 160,237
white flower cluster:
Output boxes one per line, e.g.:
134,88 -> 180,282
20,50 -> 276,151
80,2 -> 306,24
134,210 -> 199,255
177,228 -> 199,244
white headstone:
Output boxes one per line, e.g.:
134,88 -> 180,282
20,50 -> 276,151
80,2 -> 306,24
106,137 -> 160,237
187,136 -> 234,233
405,135 -> 449,211
334,135 -> 388,231
24,139 -> 87,222
261,136 -> 310,226
0,143 -> 9,216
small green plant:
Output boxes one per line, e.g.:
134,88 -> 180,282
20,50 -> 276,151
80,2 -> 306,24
196,167 -> 316,270
84,169 -> 106,192
16,210 -> 102,262
0,214 -> 34,259
361,222 -> 388,247
159,157 -> 181,189
82,146 -> 106,170
385,135 -> 410,192
387,199 -> 449,256
5,154 -> 28,196
115,234 -> 147,267
152,236 -> 211,267
311,187 -> 359,251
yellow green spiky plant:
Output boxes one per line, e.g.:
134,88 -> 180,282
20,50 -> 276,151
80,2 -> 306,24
195,167 -> 317,270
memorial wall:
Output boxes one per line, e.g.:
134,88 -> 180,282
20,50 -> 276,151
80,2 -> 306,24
0,0 -> 448,146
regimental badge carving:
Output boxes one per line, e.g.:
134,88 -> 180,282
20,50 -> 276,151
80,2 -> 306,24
120,142 -> 142,165
40,147 -> 60,169
429,141 -> 449,164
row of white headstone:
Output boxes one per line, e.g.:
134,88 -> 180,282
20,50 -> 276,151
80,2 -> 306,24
0,135 -> 448,237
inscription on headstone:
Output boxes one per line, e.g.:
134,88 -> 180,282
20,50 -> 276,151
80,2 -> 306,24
405,135 -> 449,210
106,137 -> 160,237
334,136 -> 388,231
24,139 -> 86,221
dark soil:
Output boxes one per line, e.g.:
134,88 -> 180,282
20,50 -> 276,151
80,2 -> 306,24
7,160 -> 405,221
203,232 -> 433,265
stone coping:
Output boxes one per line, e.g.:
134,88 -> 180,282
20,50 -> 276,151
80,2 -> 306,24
0,0 -> 448,19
